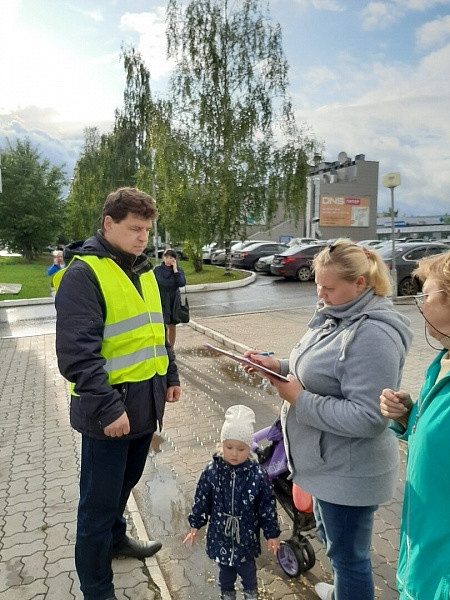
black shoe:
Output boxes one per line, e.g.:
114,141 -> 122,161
105,597 -> 118,600
112,536 -> 162,559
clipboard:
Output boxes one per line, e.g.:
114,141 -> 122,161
205,343 -> 289,381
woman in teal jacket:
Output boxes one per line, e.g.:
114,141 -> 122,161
380,251 -> 450,600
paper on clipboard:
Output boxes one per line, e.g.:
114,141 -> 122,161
205,343 -> 289,381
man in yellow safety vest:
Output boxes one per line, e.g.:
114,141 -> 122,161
55,187 -> 181,600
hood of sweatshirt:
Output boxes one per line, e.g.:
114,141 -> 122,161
308,288 -> 413,360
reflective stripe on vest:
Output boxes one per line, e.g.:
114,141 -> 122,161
54,255 -> 168,386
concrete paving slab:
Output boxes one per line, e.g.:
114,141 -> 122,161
0,334 -> 161,599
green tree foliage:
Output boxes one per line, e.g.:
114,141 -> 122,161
380,208 -> 399,217
65,46 -> 157,241
0,139 -> 66,262
166,0 -> 317,272
136,100 -> 211,271
65,128 -> 108,239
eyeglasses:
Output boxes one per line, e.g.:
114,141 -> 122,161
413,289 -> 445,309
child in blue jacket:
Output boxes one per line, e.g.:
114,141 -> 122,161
184,405 -> 280,600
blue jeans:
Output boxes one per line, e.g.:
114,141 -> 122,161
218,559 -> 257,592
314,498 -> 378,600
75,433 -> 153,600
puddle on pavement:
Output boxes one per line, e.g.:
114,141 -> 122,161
177,345 -> 212,358
142,463 -> 191,536
178,345 -> 278,394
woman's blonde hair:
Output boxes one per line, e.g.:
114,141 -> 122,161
412,251 -> 450,297
312,239 -> 392,297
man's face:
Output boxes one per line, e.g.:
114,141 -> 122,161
103,213 -> 153,256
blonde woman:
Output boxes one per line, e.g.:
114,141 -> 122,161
245,240 -> 412,600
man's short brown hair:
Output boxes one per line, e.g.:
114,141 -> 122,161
101,187 -> 158,230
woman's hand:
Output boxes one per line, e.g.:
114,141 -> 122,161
183,528 -> 197,546
380,388 -> 413,427
270,374 -> 304,406
242,350 -> 280,375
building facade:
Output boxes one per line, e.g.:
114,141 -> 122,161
305,153 -> 379,242
377,215 -> 450,241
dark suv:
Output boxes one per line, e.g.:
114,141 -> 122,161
271,244 -> 324,280
377,242 -> 449,295
231,241 -> 289,270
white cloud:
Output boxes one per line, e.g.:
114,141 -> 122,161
302,65 -> 338,91
68,4 -> 104,22
0,11 -> 123,123
361,2 -> 403,30
290,0 -> 345,9
394,0 -> 450,10
311,0 -> 345,11
0,0 -> 20,24
120,8 -> 174,81
416,14 -> 450,50
362,0 -> 450,30
293,43 -> 450,214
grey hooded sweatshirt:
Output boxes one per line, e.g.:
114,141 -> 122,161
279,288 -> 413,506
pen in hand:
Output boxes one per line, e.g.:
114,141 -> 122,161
255,352 -> 274,356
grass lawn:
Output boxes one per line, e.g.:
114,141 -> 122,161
0,255 -> 250,301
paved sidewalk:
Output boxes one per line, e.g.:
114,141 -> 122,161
0,299 -> 433,599
0,334 -> 165,600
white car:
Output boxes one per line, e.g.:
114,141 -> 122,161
254,254 -> 275,273
202,243 -> 218,263
356,240 -> 381,249
211,241 -> 251,266
287,237 -> 319,247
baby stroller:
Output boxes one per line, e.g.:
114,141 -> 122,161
252,418 -> 316,577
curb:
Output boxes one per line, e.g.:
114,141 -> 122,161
187,270 -> 255,293
188,318 -> 252,355
0,271 -> 255,308
0,297 -> 55,308
128,493 -> 172,600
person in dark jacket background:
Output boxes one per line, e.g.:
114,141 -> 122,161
183,405 -> 280,600
55,187 -> 181,600
153,248 -> 186,348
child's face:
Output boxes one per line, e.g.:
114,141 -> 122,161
222,440 -> 250,466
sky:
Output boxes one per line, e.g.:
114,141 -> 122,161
1,0 -> 449,216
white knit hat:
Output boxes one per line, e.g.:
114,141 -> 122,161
220,405 -> 255,448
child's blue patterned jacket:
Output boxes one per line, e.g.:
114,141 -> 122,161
188,454 -> 281,566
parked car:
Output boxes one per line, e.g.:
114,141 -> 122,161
202,242 -> 218,263
377,241 -> 449,296
356,240 -> 382,249
149,244 -> 188,260
231,241 -> 289,270
287,237 -> 319,247
211,241 -> 251,266
271,244 -> 325,281
254,254 -> 275,274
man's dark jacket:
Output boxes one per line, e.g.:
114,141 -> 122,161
55,233 -> 180,440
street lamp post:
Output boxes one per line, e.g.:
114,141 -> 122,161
382,172 -> 401,301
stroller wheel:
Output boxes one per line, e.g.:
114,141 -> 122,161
277,538 -> 316,577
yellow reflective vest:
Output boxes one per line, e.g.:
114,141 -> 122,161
54,255 -> 169,386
